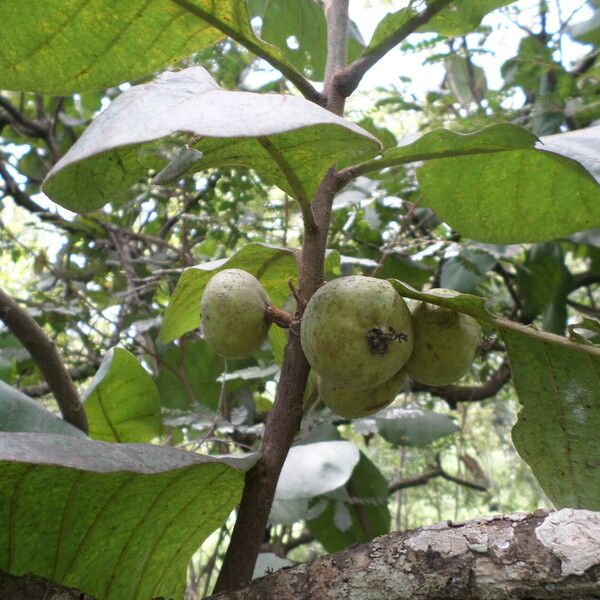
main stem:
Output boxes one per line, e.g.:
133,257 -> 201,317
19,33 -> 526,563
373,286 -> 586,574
213,0 -> 349,592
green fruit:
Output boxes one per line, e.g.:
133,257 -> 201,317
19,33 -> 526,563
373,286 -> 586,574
404,296 -> 482,386
200,269 -> 270,359
300,276 -> 414,389
318,369 -> 408,419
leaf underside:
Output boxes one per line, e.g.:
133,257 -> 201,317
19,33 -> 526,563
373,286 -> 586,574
43,67 -> 379,213
0,433 -> 257,600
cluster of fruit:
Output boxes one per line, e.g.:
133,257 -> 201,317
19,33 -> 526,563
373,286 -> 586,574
200,269 -> 482,418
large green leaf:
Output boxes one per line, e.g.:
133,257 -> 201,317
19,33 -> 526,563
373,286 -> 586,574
0,0 -> 298,94
0,380 -> 85,438
356,124 -> 600,243
42,67 -> 379,213
0,432 -> 258,600
506,331 -> 600,509
417,149 -> 600,243
83,348 -> 163,443
160,243 -> 297,343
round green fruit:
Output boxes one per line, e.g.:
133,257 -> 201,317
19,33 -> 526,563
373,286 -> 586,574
300,276 -> 414,388
200,269 -> 270,359
404,296 -> 482,386
318,369 -> 408,419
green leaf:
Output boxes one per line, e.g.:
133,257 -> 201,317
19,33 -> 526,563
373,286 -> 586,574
42,67 -> 379,213
261,0 -> 328,80
445,56 -> 487,106
426,0 -> 517,36
440,247 -> 497,293
359,123 -> 600,243
268,326 -> 288,366
0,380 -> 85,438
255,0 -> 363,80
501,36 -> 556,94
365,7 -> 417,55
371,123 -> 538,166
420,147 -> 600,243
515,243 -> 572,334
0,0 -> 299,94
307,451 -> 390,553
389,281 -> 491,321
160,243 -> 297,343
0,432 -> 258,599
506,330 -> 600,509
373,407 -> 459,447
154,339 -> 224,410
83,348 -> 163,443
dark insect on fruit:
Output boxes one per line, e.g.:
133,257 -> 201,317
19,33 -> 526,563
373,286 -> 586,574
366,327 -> 408,356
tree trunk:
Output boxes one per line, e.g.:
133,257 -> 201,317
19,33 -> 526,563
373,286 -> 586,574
208,509 -> 600,599
0,570 -> 97,599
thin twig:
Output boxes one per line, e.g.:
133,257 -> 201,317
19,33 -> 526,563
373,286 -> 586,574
334,0 -> 454,98
0,286 -> 88,433
411,362 -> 511,409
170,0 -> 322,104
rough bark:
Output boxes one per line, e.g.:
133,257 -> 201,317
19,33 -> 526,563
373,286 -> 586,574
208,509 -> 600,599
0,570 -> 97,600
